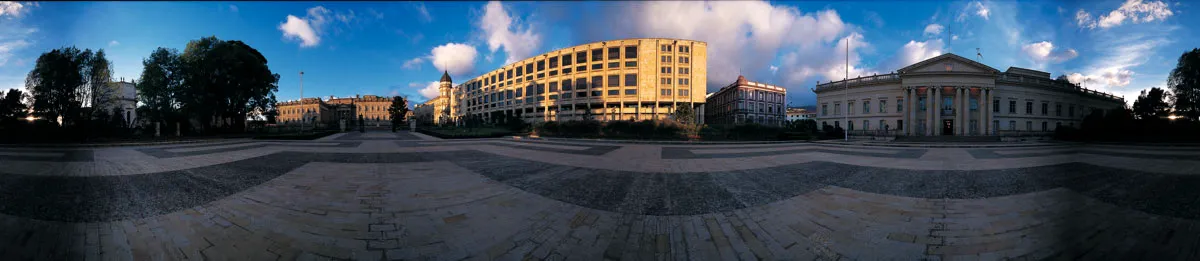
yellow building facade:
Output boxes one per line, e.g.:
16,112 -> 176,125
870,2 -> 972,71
278,95 -> 395,127
418,38 -> 708,124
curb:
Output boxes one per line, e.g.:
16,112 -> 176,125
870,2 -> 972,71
0,138 -> 252,148
522,137 -> 812,145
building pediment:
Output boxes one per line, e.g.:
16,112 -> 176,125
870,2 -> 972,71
897,53 -> 999,74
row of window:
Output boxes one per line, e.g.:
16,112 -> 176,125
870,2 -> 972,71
468,45 -> 694,90
658,67 -> 691,75
821,97 -> 1094,120
994,100 -> 1080,118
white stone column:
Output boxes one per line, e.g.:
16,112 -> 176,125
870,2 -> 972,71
985,88 -> 993,135
926,87 -> 933,136
935,87 -> 942,135
904,87 -> 911,135
977,88 -> 984,136
960,87 -> 967,135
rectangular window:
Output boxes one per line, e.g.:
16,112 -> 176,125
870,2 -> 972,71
549,82 -> 558,92
1041,103 -> 1048,115
608,75 -> 619,87
562,93 -> 572,99
549,57 -> 558,68
661,67 -> 672,74
562,67 -> 572,74
592,63 -> 602,70
537,96 -> 545,102
536,84 -> 545,94
897,99 -> 903,112
679,68 -> 689,75
592,90 -> 602,97
608,62 -> 619,69
525,64 -> 533,74
537,60 -> 545,71
591,76 -> 603,88
1069,104 -> 1075,117
1026,121 -> 1033,131
679,78 -> 689,85
548,71 -> 558,77
624,73 -> 637,86
562,54 -> 572,66
625,89 -> 637,95
1042,121 -> 1048,131
1010,121 -> 1017,130
506,90 -> 513,99
880,100 -> 888,113
863,101 -> 870,114
608,90 -> 619,96
680,57 -> 689,64
576,51 -> 587,63
524,86 -> 532,96
562,79 -> 573,91
994,99 -> 1000,112
919,97 -> 927,110
661,78 -> 672,85
577,65 -> 586,72
591,49 -> 603,62
661,56 -> 673,63
679,89 -> 689,96
537,73 -> 545,79
625,46 -> 637,59
516,66 -> 523,76
1026,101 -> 1033,114
661,89 -> 672,96
577,91 -> 587,98
970,98 -> 978,111
549,94 -> 558,100
864,120 -> 869,130
1009,100 -> 1016,113
1056,103 -> 1062,116
506,69 -> 513,79
625,61 -> 637,67
608,47 -> 620,60
823,105 -> 828,116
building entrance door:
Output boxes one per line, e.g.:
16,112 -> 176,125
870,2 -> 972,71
943,120 -> 953,136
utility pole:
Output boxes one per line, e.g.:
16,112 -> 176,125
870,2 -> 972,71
300,70 -> 305,133
845,35 -> 850,141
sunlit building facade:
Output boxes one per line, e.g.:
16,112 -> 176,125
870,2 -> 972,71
418,38 -> 708,124
703,75 -> 787,126
814,53 -> 1125,136
278,95 -> 394,127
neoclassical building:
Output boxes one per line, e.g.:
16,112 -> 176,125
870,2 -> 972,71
814,53 -> 1125,136
278,94 -> 394,127
417,38 -> 708,124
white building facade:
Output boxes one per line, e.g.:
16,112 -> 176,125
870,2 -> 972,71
814,53 -> 1125,136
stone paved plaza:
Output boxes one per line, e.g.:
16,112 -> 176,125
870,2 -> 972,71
1,131 -> 1199,260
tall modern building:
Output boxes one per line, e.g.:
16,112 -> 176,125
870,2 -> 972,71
814,53 -> 1125,136
416,38 -> 708,124
703,75 -> 787,126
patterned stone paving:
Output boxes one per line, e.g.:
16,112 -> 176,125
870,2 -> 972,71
1,131 -> 1199,260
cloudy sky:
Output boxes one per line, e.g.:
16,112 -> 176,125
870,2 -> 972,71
0,0 -> 1193,106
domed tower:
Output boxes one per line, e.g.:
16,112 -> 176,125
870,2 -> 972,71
439,70 -> 453,97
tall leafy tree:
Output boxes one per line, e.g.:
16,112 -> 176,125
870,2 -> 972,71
25,47 -> 88,125
1168,48 -> 1200,121
387,96 -> 409,131
136,47 -> 183,124
1132,87 -> 1172,120
0,89 -> 28,125
177,36 -> 279,132
84,49 -> 115,119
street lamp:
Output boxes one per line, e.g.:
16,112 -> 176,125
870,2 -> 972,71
299,71 -> 305,133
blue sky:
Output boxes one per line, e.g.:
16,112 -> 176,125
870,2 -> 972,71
0,1 -> 1194,107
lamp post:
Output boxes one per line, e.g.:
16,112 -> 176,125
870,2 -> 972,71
844,35 -> 849,141
299,71 -> 305,133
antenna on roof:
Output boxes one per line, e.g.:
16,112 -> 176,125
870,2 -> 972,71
976,48 -> 983,62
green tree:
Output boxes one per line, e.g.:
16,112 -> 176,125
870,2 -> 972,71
672,105 -> 696,125
387,96 -> 409,132
25,47 -> 91,126
178,36 -> 280,133
0,89 -> 28,125
136,47 -> 183,124
1169,48 -> 1200,121
1132,87 -> 1172,120
84,49 -> 115,120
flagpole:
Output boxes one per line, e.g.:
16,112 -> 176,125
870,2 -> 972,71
844,35 -> 849,141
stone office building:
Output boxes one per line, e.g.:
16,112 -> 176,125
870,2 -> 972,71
814,53 -> 1125,136
278,95 -> 394,127
704,75 -> 787,126
416,38 -> 709,124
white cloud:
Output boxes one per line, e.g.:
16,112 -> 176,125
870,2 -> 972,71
888,39 -> 945,71
781,32 -> 879,85
413,81 -> 441,99
923,24 -> 944,37
279,15 -> 320,47
952,35 -> 960,41
957,1 -> 990,21
368,8 -> 384,19
479,1 -> 541,64
108,40 -> 119,47
401,57 -> 424,70
229,5 -> 238,13
428,43 -> 478,75
769,65 -> 779,74
1021,41 -> 1078,64
0,39 -> 28,66
1065,69 -> 1134,88
603,1 -> 849,91
1075,0 -> 1173,29
414,3 -> 432,23
0,1 -> 25,18
278,6 -> 358,47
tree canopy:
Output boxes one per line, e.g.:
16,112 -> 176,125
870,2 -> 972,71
24,47 -> 113,126
388,96 -> 408,126
1169,48 -> 1200,121
136,47 -> 183,123
174,36 -> 279,132
0,89 -> 28,125
1132,87 -> 1172,120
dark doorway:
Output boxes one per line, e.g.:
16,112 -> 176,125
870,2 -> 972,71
942,120 -> 953,135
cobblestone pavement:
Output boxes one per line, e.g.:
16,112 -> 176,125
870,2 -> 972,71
2,131 -> 1199,260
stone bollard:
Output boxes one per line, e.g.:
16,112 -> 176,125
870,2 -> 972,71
340,120 -> 345,132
